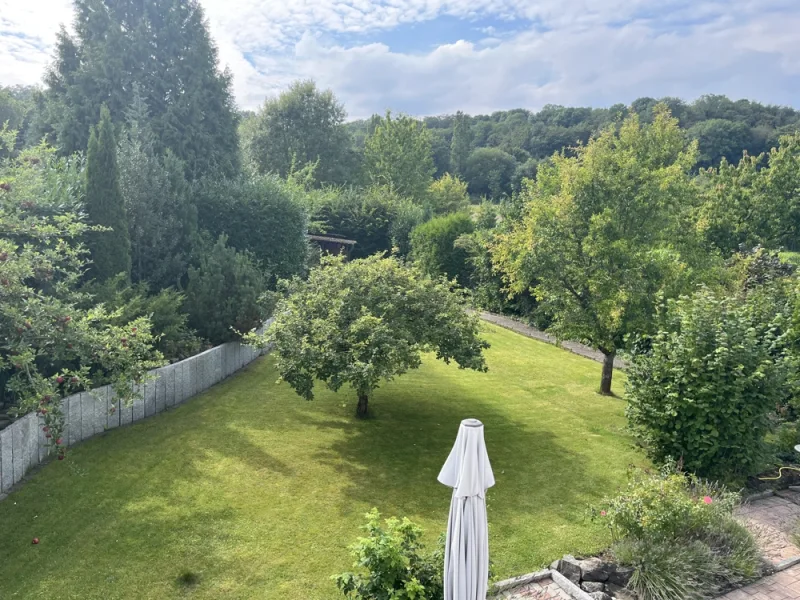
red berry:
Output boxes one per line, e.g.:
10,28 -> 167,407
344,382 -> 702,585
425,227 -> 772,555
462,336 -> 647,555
43,395 -> 51,402
131,327 -> 137,333
32,538 -> 39,545
0,251 -> 7,261
45,434 -> 51,439
57,455 -> 65,461
42,426 -> 49,433
56,376 -> 65,384
56,438 -> 63,445
70,377 -> 78,384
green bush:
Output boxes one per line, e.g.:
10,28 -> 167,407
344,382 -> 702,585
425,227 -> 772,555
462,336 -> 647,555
625,288 -> 789,480
83,276 -> 204,361
193,175 -> 308,280
185,235 -> 272,345
333,509 -> 444,600
600,469 -> 739,542
410,212 -> 474,285
600,468 -> 763,600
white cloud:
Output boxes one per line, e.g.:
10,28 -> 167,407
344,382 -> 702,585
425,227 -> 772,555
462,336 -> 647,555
1,0 -> 799,119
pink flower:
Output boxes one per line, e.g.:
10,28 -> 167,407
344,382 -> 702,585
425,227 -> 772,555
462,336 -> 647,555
702,496 -> 713,505
600,510 -> 607,517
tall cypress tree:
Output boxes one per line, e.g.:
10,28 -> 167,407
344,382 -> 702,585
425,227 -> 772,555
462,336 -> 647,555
41,0 -> 239,179
86,105 -> 131,281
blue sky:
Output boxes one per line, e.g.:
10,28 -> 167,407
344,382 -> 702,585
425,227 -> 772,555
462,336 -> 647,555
2,0 -> 800,119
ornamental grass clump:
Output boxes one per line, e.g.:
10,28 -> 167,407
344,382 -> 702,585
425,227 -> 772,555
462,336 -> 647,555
595,466 -> 763,600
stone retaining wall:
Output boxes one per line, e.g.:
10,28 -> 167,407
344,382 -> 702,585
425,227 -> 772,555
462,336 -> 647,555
0,320 -> 273,499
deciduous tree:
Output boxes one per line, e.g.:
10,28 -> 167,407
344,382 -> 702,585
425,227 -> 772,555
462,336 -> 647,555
250,254 -> 488,417
492,107 -> 706,394
364,112 -> 435,202
242,80 -> 355,185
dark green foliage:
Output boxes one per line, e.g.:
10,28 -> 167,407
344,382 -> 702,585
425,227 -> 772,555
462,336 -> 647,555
463,147 -> 516,199
193,175 -> 308,280
84,276 -> 204,361
85,105 -> 131,282
41,0 -> 239,179
626,288 -> 790,480
185,235 -> 272,345
410,212 -> 474,285
601,468 -> 762,600
688,119 -> 754,169
241,80 -> 356,185
333,509 -> 444,600
118,91 -> 195,289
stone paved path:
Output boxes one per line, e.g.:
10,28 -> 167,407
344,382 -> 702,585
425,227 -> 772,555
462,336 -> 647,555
718,564 -> 800,600
717,492 -> 800,599
740,492 -> 800,565
479,311 -> 627,369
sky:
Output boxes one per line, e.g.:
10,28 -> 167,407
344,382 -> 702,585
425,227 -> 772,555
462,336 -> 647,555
1,0 -> 800,119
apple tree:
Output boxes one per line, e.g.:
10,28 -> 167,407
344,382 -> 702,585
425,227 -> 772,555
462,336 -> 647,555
247,254 -> 488,417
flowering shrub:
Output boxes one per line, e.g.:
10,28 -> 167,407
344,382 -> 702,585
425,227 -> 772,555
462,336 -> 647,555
594,466 -> 763,600
597,468 -> 738,542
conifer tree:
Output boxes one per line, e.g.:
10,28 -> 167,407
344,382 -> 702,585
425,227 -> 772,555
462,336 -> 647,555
85,105 -> 131,281
41,0 -> 239,179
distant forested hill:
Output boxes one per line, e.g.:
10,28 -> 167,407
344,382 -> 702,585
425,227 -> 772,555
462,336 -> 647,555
346,95 -> 800,187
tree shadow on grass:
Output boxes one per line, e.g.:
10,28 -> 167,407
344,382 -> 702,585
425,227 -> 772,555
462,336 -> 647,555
294,368 -> 622,532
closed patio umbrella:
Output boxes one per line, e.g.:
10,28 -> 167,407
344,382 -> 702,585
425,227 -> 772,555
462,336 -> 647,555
438,418 -> 495,600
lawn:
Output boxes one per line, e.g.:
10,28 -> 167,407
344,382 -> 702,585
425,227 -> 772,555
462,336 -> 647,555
0,323 -> 642,599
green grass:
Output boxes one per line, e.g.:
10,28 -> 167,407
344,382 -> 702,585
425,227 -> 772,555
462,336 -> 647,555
0,323 -> 642,599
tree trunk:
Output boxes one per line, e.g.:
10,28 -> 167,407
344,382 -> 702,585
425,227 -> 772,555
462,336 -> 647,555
356,393 -> 369,418
600,350 -> 615,395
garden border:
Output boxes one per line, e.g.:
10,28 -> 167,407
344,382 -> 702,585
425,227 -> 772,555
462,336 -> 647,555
0,319 -> 273,500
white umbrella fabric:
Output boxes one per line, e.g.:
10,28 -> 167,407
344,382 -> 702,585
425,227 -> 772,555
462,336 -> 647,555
438,418 -> 495,600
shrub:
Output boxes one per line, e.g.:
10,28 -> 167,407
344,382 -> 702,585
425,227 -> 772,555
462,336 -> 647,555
333,509 -> 444,600
600,467 -> 763,600
185,235 -> 272,345
410,212 -> 474,285
84,276 -> 204,361
600,469 -> 739,542
625,288 -> 788,480
193,175 -> 308,280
